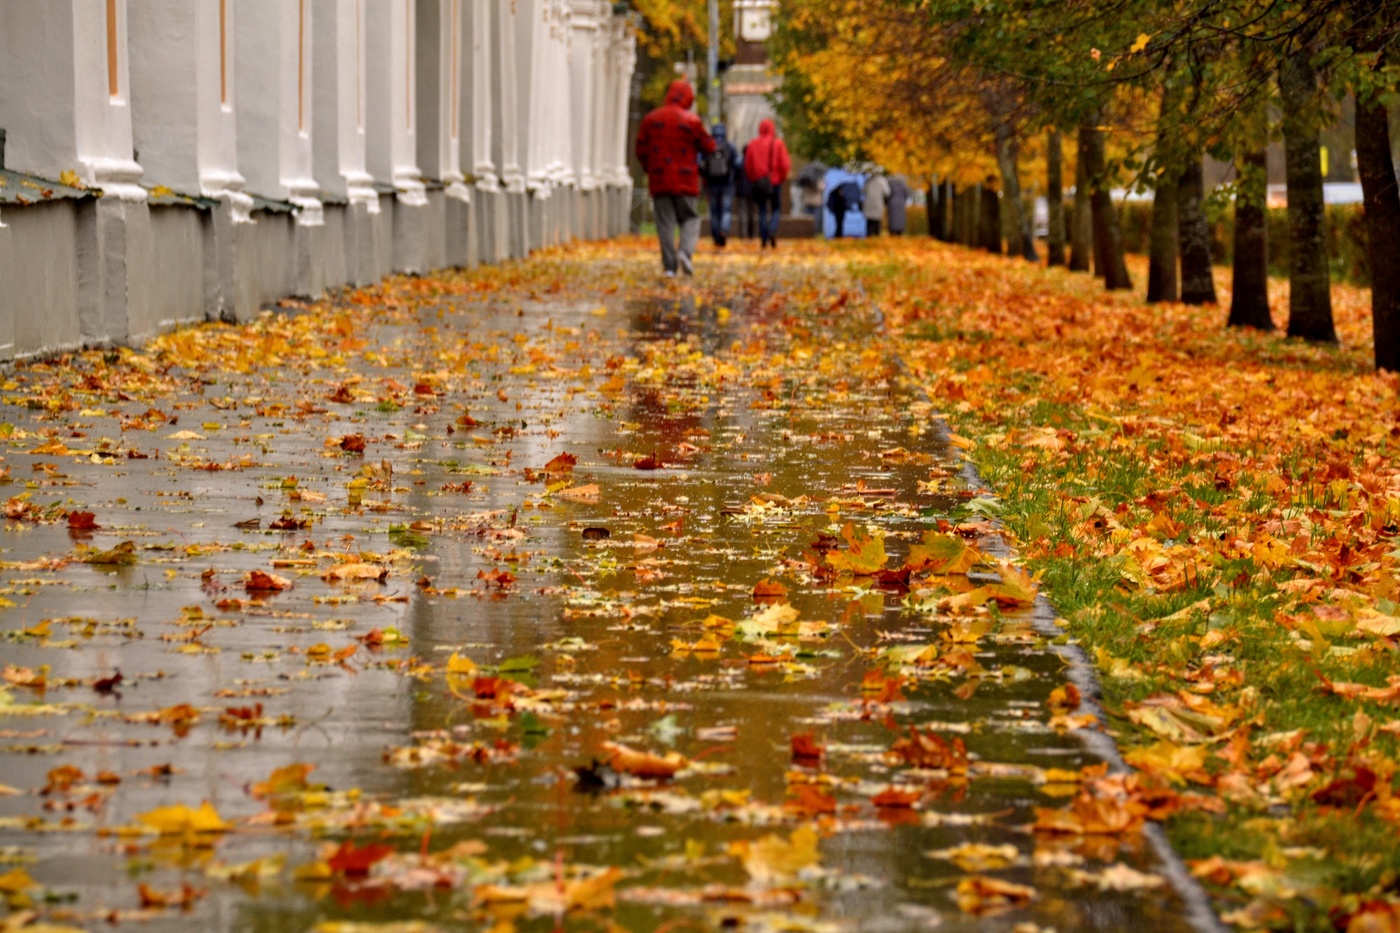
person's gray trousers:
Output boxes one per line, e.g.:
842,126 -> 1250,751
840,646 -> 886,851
653,195 -> 700,274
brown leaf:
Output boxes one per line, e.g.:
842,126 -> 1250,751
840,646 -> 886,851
66,511 -> 100,530
243,570 -> 291,592
603,741 -> 687,779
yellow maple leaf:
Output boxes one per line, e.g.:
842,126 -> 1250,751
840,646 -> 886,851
0,867 -> 36,894
136,800 -> 230,838
825,522 -> 888,575
1123,740 -> 1211,785
446,652 -> 478,674
730,823 -> 821,883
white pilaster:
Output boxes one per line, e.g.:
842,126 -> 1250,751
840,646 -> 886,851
366,0 -> 426,207
234,0 -> 323,225
570,0 -> 602,194
469,0 -> 498,194
74,0 -> 146,200
130,0 -> 251,221
311,0 -> 374,210
547,1 -> 575,192
432,0 -> 470,202
609,15 -> 638,190
494,0 -> 525,197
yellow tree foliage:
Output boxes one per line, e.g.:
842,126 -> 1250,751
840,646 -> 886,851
775,0 -> 999,181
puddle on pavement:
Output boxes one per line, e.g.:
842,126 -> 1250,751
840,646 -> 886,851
0,255 -> 1200,932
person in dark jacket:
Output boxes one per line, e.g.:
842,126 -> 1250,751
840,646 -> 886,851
634,79 -> 716,276
736,142 -> 759,239
887,175 -> 911,235
743,119 -> 792,249
700,123 -> 741,247
826,178 -> 863,238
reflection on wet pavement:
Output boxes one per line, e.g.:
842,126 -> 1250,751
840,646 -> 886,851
0,246 -> 1202,932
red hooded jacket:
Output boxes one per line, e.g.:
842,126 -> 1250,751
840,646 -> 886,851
635,80 -> 716,197
743,119 -> 791,188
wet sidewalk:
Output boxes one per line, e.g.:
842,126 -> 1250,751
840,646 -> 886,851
0,240 -> 1208,932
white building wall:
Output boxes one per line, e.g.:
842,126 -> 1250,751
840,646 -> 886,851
0,0 -> 636,359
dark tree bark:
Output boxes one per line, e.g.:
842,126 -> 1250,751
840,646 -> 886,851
994,123 -> 1037,261
979,184 -> 1003,253
1177,157 -> 1218,304
1356,91 -> 1400,370
1081,123 -> 1132,290
1069,129 -> 1093,272
927,181 -> 944,240
952,185 -> 971,245
949,184 -> 963,244
1146,169 -> 1179,302
1229,149 -> 1273,329
1046,129 -> 1066,267
1279,54 -> 1337,342
942,180 -> 956,242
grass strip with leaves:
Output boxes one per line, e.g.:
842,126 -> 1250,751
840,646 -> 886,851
852,238 -> 1400,931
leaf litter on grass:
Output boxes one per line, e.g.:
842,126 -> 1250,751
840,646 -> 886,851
857,237 -> 1400,930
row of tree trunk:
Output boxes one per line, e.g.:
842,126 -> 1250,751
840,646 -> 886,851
1143,45 -> 1400,368
925,73 -> 1400,370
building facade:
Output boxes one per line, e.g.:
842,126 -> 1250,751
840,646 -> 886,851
0,0 -> 637,361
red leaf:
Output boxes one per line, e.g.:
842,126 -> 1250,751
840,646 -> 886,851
327,840 -> 395,877
67,511 -> 100,530
872,787 -> 921,808
791,733 -> 825,765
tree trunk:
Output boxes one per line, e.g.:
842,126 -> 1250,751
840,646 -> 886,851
958,185 -> 977,246
951,185 -> 968,245
1279,54 -> 1337,342
1046,129 -> 1066,266
1177,156 -> 1218,304
994,123 -> 1037,261
948,184 -> 962,244
943,180 -> 956,241
1069,130 -> 1093,272
927,181 -> 944,240
1081,123 -> 1132,290
979,184 -> 1003,253
1228,148 -> 1273,329
1146,169 -> 1179,302
1356,91 -> 1400,369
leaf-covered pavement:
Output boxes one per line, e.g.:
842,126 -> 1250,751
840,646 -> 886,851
1,237 -> 1211,933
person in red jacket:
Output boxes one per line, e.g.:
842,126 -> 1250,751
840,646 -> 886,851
634,79 -> 716,276
742,119 -> 791,249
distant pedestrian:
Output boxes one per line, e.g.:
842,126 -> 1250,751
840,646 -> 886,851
701,123 -> 741,248
634,79 -> 715,276
863,172 -> 891,237
743,119 -> 791,249
826,178 -> 863,238
887,174 -> 911,235
796,162 -> 827,234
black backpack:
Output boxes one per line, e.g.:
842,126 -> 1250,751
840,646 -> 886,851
704,146 -> 732,182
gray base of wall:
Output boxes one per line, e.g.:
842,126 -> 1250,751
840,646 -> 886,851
0,180 -> 633,361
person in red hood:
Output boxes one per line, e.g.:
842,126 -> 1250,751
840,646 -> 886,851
635,79 -> 716,276
742,118 -> 791,249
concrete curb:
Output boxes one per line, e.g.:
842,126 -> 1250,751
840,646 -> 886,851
862,285 -> 1230,933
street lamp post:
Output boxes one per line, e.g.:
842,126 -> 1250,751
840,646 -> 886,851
707,0 -> 719,123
